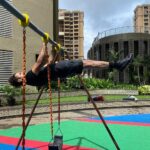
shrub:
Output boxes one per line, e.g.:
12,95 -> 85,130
59,77 -> 137,90
138,85 -> 150,95
0,85 -> 21,106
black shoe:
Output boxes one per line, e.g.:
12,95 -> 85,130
115,54 -> 133,71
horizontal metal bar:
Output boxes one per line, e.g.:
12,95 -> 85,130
28,22 -> 58,46
0,0 -> 25,21
0,0 -> 58,46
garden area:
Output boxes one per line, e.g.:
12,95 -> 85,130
0,76 -> 149,106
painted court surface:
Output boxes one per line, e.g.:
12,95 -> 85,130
0,114 -> 150,150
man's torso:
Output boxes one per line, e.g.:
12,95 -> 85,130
26,60 -> 83,86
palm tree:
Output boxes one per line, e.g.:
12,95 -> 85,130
108,49 -> 124,62
132,55 -> 143,85
142,55 -> 150,84
108,49 -> 124,82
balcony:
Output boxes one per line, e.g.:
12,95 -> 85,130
59,32 -> 64,36
59,16 -> 64,20
74,40 -> 79,44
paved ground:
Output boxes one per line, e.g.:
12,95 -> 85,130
0,100 -> 150,129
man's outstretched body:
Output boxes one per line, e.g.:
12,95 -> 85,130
9,43 -> 133,87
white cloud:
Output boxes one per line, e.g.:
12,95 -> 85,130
59,0 -> 150,58
84,20 -> 97,57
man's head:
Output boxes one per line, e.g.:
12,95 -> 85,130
8,72 -> 23,87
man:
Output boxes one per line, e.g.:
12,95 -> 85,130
9,43 -> 133,87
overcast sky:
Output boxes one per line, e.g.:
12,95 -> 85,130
59,0 -> 150,58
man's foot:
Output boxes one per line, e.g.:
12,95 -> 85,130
115,54 -> 133,71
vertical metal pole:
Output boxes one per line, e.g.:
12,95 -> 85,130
16,51 -> 60,150
15,87 -> 45,150
78,75 -> 120,150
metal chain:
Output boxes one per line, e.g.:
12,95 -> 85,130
22,27 -> 26,150
45,43 -> 54,139
58,78 -> 60,126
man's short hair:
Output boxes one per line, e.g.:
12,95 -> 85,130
8,74 -> 22,87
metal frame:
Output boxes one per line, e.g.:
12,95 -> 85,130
0,0 -> 58,46
0,1 -> 120,149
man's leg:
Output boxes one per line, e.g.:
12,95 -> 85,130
83,60 -> 109,68
83,54 -> 133,71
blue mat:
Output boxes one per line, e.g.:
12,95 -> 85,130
90,113 -> 150,123
0,143 -> 32,150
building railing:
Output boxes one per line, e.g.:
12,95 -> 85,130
93,26 -> 150,44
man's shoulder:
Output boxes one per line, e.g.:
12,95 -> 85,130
26,70 -> 36,77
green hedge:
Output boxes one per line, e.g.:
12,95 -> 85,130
138,85 -> 150,95
51,77 -> 137,90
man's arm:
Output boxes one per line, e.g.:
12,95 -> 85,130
31,43 -> 48,75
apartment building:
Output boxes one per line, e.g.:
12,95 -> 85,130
134,4 -> 150,33
0,0 -> 58,85
58,9 -> 84,59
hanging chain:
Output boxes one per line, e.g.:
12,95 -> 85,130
45,43 -> 54,139
22,27 -> 26,150
58,78 -> 61,127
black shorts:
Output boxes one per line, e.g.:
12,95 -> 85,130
55,60 -> 83,78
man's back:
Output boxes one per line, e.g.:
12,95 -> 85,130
26,64 -> 56,86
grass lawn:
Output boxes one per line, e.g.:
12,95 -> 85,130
25,95 -> 150,106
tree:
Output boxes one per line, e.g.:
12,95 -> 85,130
132,55 -> 143,85
108,49 -> 124,62
142,55 -> 150,84
108,49 -> 124,82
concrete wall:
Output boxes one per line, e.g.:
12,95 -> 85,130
0,0 -> 56,74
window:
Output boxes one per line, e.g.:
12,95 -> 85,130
123,41 -> 129,57
144,41 -> 148,55
134,41 -> 139,57
105,44 -> 109,60
99,45 -> 102,60
144,30 -> 149,33
74,13 -> 78,16
144,19 -> 148,22
0,0 -> 13,38
144,6 -> 148,9
0,49 -> 13,85
144,23 -> 148,26
35,54 -> 39,61
114,42 -> 118,53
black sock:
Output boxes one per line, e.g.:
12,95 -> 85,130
109,62 -> 114,69
109,62 -> 119,69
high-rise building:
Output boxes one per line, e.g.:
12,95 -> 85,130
0,0 -> 58,85
134,4 -> 150,33
58,9 -> 84,59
